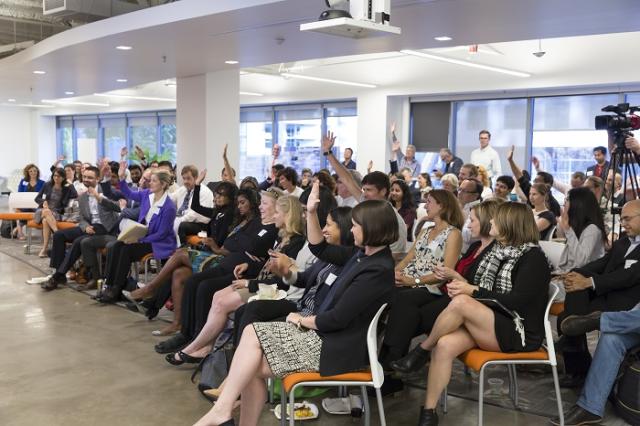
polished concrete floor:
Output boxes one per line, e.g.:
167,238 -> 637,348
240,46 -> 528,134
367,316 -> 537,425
0,251 -> 557,425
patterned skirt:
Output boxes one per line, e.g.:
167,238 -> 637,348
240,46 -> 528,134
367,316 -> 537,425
253,321 -> 322,378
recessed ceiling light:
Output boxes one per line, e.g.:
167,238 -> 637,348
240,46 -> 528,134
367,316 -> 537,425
64,91 -> 75,95
7,98 -> 16,102
93,93 -> 175,102
434,36 -> 452,41
42,99 -> 111,107
400,49 -> 531,78
225,60 -> 239,65
33,70 -> 46,75
3,103 -> 54,108
116,79 -> 128,83
116,45 -> 132,50
239,91 -> 264,97
280,73 -> 377,88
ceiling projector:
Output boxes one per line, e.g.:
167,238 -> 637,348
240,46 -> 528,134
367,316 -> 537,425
301,0 -> 401,39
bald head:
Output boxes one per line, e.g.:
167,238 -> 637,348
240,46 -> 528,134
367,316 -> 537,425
621,200 -> 640,237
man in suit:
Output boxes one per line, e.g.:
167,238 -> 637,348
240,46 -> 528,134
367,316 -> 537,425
586,146 -> 610,179
551,305 -> 640,425
43,166 -> 121,291
173,165 -> 213,246
557,199 -> 640,386
435,148 -> 463,179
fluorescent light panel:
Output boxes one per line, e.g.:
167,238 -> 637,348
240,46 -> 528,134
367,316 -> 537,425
434,36 -> 452,41
225,60 -> 239,65
33,70 -> 46,75
3,103 -> 54,108
116,79 -> 128,83
116,45 -> 132,50
94,93 -> 175,102
400,49 -> 531,78
280,72 -> 376,88
42,99 -> 110,107
239,91 -> 263,97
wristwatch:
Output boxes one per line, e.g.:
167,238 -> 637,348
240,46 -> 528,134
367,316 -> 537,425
414,278 -> 421,286
323,151 -> 331,156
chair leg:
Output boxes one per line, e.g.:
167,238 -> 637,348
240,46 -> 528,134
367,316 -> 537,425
289,386 -> 296,426
478,366 -> 485,426
551,365 -> 564,426
280,385 -> 287,426
267,378 -> 274,404
440,387 -> 448,414
26,227 -> 31,254
360,386 -> 370,426
510,365 -> 519,407
375,387 -> 387,426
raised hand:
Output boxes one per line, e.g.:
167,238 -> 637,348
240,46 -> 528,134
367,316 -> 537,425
390,122 -> 396,135
223,144 -> 228,159
391,139 -> 401,152
196,169 -> 207,186
321,131 -> 336,153
118,160 -> 127,181
507,145 -> 515,162
307,181 -> 320,214
532,156 -> 541,171
134,145 -> 145,159
367,160 -> 373,173
120,147 -> 128,160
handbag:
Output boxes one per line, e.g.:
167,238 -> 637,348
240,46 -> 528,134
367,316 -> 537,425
614,346 -> 640,425
191,325 -> 234,401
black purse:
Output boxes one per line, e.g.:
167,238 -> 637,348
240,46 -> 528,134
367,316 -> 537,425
475,298 -> 526,348
191,330 -> 234,401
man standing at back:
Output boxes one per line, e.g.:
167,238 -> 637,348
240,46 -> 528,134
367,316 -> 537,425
470,130 -> 501,181
586,146 -> 610,179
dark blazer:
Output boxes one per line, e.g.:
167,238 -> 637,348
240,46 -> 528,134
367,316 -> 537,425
444,156 -> 464,176
343,159 -> 357,170
573,237 -> 640,310
311,242 -> 394,376
191,184 -> 235,247
77,190 -> 121,233
119,180 -> 177,259
586,161 -> 610,179
34,182 -> 77,214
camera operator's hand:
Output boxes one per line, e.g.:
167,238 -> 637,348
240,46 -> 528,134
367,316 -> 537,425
625,136 -> 640,155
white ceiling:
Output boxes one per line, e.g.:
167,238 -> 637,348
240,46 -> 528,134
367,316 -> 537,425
2,0 -> 640,112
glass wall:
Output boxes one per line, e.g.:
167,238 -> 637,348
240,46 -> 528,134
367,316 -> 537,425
239,102 -> 357,180
532,94 -> 619,190
56,111 -> 176,165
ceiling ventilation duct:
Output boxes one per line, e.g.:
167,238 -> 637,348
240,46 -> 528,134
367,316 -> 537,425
43,0 -> 144,21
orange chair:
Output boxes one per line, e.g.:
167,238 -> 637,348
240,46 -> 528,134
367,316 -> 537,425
186,235 -> 203,247
444,283 -> 564,426
25,220 -> 77,254
279,304 -> 388,426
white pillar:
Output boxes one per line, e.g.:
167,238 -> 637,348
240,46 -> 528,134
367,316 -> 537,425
176,70 -> 239,182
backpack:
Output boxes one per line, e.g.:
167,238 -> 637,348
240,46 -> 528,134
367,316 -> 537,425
614,346 -> 640,425
1,220 -> 13,239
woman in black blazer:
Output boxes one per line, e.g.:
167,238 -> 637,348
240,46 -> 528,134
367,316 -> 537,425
193,193 -> 397,426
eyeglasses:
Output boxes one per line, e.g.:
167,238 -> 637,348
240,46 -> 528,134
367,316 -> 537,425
458,189 -> 477,194
620,214 -> 640,223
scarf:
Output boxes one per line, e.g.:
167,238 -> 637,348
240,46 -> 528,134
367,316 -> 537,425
475,242 -> 534,294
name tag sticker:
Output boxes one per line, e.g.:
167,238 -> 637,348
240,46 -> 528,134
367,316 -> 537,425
258,229 -> 267,237
586,170 -> 593,176
625,260 -> 638,269
325,273 -> 337,286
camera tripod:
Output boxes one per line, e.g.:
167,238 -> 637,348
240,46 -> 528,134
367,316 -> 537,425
606,131 -> 640,234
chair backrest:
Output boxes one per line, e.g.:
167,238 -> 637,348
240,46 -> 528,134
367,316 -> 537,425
545,225 -> 557,241
8,192 -> 38,210
367,303 -> 388,388
543,283 -> 560,365
539,240 -> 566,270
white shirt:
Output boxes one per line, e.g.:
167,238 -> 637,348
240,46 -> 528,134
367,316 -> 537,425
470,145 -> 502,179
172,185 -> 213,225
286,186 -> 304,198
336,195 -> 358,208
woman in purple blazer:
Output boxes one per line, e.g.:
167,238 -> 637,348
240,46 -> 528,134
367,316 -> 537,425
97,163 -> 177,303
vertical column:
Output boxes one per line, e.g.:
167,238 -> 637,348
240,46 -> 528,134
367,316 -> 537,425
177,70 -> 239,181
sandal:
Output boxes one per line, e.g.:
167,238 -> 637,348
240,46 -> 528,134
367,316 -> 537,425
165,350 -> 204,366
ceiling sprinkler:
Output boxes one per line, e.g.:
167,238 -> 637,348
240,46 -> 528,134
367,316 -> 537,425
533,39 -> 546,58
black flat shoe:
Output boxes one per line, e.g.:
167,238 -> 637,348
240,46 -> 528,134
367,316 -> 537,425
165,350 -> 204,366
391,346 -> 431,374
41,277 -> 58,291
219,419 -> 235,426
367,376 -> 404,397
96,287 -> 121,304
155,333 -> 189,354
418,407 -> 438,426
550,404 -> 601,425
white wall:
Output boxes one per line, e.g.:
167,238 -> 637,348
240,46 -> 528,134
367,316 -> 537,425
0,107 -> 34,188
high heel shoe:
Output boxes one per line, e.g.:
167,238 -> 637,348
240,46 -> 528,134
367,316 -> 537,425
391,346 -> 431,374
218,420 -> 234,426
165,350 -> 204,366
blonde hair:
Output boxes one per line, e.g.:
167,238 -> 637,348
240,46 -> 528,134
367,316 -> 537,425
440,173 -> 459,192
276,195 -> 305,240
152,170 -> 173,192
493,202 -> 539,246
477,166 -> 490,188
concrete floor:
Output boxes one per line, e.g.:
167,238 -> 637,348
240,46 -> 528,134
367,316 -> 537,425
0,251 -> 554,426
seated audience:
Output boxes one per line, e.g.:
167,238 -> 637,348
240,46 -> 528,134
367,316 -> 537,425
96,165 -> 177,303
239,176 -> 259,191
193,199 -> 397,426
42,166 -> 121,290
457,178 -> 483,251
440,173 -> 459,195
435,148 -> 463,179
557,199 -> 640,387
390,179 -> 417,241
277,167 -> 303,198
128,164 -> 143,187
300,168 -> 313,190
417,172 -> 433,201
323,131 -> 407,255
154,189 -> 278,354
552,306 -> 640,425
34,167 -> 78,258
390,123 -> 421,177
335,170 -> 361,208
393,202 -> 549,425
64,164 -> 86,194
15,163 -> 45,239
173,165 -> 214,246
492,175 -> 515,201
529,182 -> 557,240
165,195 -> 305,365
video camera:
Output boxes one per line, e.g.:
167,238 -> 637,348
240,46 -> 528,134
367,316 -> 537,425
595,103 -> 640,148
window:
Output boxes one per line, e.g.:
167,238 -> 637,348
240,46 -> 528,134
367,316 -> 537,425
56,111 -> 176,165
532,94 -> 619,194
454,98 -> 528,181
238,102 -> 357,180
